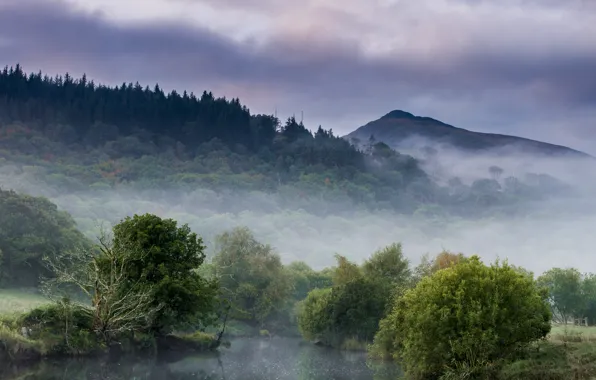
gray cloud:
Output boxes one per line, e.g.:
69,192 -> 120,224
0,0 -> 595,152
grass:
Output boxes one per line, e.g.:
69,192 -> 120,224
548,324 -> 596,343
497,341 -> 596,380
455,325 -> 596,380
0,322 -> 45,360
0,289 -> 50,314
0,288 -> 53,361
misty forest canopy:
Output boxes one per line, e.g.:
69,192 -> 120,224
0,64 -> 571,218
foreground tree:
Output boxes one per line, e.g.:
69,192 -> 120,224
373,256 -> 551,379
44,214 -> 218,341
109,214 -> 218,334
42,232 -> 162,343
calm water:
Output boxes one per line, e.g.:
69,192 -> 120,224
0,337 -> 402,380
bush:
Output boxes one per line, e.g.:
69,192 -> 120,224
0,321 -> 44,360
298,277 -> 388,347
373,255 -> 551,379
16,301 -> 101,356
297,288 -> 333,343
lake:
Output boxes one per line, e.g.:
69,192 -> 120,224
0,337 -> 402,380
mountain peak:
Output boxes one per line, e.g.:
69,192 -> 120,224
381,110 -> 416,119
345,110 -> 591,158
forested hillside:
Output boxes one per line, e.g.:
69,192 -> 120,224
0,64 -> 572,218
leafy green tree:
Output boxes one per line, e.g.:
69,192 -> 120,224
285,261 -> 333,301
537,268 -> 584,324
107,213 -> 218,334
0,188 -> 90,287
297,246 -> 408,347
211,227 -> 291,328
332,254 -> 362,286
42,231 -> 163,344
374,256 -> 551,379
297,287 -> 333,341
297,276 -> 388,346
579,273 -> 596,326
327,277 -> 388,343
362,243 -> 411,291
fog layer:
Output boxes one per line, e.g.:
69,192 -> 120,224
1,143 -> 594,276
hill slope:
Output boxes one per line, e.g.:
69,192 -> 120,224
0,65 -> 579,219
345,110 -> 591,158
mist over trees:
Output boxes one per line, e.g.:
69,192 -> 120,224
1,190 -> 595,378
0,64 -> 576,220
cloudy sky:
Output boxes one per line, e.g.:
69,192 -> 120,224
0,0 -> 595,152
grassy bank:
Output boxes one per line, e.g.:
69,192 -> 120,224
549,324 -> 596,343
498,341 -> 596,380
0,290 -> 222,363
0,289 -> 50,314
438,325 -> 596,380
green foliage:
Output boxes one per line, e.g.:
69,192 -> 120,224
108,214 -> 219,334
537,268 -> 584,324
329,277 -> 389,343
297,277 -> 389,346
498,341 -> 596,380
297,287 -> 333,342
297,245 -> 410,347
285,261 -> 333,302
362,243 -> 411,306
362,243 -> 410,284
11,300 -> 102,356
0,322 -> 44,360
581,274 -> 596,325
332,254 -> 362,286
0,188 -> 91,287
374,256 -> 551,379
416,250 -> 467,275
212,227 -> 291,328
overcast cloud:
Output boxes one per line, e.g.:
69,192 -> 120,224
0,0 -> 595,152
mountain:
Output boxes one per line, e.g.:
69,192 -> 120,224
344,110 -> 591,158
0,65 -> 581,219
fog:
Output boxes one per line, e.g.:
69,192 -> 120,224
1,143 -> 596,277
0,337 -> 401,380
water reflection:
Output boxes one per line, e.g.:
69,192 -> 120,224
1,337 -> 402,380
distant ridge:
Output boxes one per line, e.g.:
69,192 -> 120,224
344,110 -> 592,158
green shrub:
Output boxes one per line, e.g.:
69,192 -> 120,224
16,301 -> 101,356
0,322 -> 44,359
373,256 -> 551,379
297,288 -> 333,343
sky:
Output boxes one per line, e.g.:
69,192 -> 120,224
0,0 -> 595,153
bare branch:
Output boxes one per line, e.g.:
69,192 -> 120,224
41,227 -> 163,343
